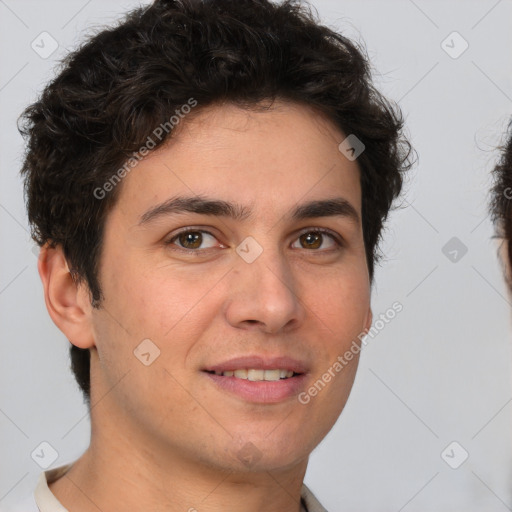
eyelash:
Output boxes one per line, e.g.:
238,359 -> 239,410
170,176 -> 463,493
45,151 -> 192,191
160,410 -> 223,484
164,227 -> 344,253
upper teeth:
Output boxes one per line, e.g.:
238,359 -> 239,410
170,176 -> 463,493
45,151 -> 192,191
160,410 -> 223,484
214,369 -> 294,381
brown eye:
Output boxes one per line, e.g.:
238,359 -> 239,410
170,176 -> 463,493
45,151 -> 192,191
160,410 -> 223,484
178,231 -> 203,249
167,230 -> 220,251
292,230 -> 339,251
300,232 -> 322,249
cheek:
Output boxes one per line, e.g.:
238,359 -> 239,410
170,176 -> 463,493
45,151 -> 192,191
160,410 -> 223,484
108,263 -> 221,341
308,269 -> 370,342
299,269 -> 369,415
303,276 -> 367,420
91,267 -> 218,425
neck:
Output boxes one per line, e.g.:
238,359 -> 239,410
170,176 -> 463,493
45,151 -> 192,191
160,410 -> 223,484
49,422 -> 308,512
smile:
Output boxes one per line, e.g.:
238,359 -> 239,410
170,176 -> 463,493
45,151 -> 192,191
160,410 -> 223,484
202,369 -> 307,403
206,368 -> 298,381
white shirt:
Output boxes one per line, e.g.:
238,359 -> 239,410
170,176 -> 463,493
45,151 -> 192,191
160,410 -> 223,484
8,463 -> 328,512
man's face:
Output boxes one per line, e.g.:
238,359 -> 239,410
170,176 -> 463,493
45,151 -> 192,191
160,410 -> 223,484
88,100 -> 372,472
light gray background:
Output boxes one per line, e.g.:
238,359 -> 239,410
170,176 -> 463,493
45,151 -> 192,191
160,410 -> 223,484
1,1 -> 512,511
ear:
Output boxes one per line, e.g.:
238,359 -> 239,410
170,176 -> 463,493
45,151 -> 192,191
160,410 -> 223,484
38,244 -> 95,349
363,306 -> 373,334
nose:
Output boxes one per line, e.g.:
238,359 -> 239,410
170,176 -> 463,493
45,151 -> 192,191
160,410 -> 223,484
224,247 -> 305,334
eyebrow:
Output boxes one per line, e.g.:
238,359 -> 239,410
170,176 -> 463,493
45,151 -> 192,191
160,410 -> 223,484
138,195 -> 360,226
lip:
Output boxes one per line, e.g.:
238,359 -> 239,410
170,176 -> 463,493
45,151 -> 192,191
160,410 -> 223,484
202,355 -> 309,404
202,355 -> 309,374
203,372 -> 308,404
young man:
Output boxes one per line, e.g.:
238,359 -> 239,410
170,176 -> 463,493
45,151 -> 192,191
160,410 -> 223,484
16,0 -> 412,510
491,121 -> 512,287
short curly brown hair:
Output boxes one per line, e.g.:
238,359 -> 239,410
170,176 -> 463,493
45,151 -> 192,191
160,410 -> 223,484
19,0 -> 413,405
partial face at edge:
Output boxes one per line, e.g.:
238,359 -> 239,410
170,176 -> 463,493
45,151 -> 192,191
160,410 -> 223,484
88,100 -> 372,472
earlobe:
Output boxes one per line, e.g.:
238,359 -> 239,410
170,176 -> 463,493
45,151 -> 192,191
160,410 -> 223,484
38,244 -> 95,349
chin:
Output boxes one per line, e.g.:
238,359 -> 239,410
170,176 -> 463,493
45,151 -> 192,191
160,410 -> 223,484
224,433 -> 313,472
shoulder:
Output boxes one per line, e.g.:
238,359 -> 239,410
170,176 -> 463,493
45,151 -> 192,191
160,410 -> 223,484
3,462 -> 75,512
301,483 -> 329,512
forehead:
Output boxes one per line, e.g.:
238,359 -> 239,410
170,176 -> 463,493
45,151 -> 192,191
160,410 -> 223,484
111,100 -> 363,224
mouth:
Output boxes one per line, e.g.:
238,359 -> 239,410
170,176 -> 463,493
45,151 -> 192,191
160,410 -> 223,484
203,369 -> 303,381
201,356 -> 309,403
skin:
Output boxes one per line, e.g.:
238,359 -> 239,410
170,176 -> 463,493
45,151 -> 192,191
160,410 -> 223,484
40,100 -> 372,512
